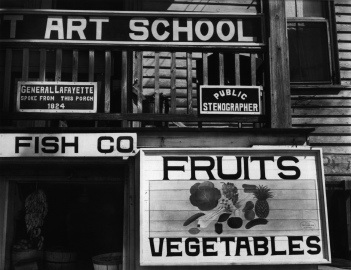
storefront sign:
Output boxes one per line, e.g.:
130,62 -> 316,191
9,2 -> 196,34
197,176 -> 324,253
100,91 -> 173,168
17,81 -> 97,113
140,148 -> 330,265
0,133 -> 137,157
0,10 -> 264,48
199,86 -> 262,115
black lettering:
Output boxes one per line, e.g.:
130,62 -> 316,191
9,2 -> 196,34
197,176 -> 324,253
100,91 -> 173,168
116,136 -> 133,153
271,236 -> 287,255
42,137 -> 59,153
149,238 -> 164,256
220,237 -> 235,256
62,136 -> 78,153
166,238 -> 182,257
306,236 -> 321,255
203,238 -> 218,256
253,237 -> 269,255
185,238 -> 200,256
98,137 -> 113,153
217,156 -> 242,180
235,237 -> 252,256
35,137 -> 39,153
190,156 -> 216,180
277,156 -> 301,180
163,156 -> 188,180
288,236 -> 304,255
250,157 -> 274,180
243,156 -> 250,179
15,137 -> 32,153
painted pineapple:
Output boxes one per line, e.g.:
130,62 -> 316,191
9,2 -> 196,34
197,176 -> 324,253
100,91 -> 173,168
253,185 -> 273,218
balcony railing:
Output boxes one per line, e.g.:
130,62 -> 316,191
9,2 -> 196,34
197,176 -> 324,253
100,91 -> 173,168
0,46 -> 267,128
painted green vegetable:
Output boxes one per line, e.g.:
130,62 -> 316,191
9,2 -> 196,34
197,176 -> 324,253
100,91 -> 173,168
227,217 -> 243,229
244,210 -> 255,220
183,213 -> 205,226
188,228 -> 201,234
217,213 -> 231,223
215,223 -> 223,234
242,184 -> 257,193
245,218 -> 268,229
242,201 -> 254,212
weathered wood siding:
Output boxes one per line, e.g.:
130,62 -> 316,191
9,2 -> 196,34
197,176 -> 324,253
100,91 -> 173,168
291,1 -> 351,184
336,0 -> 351,86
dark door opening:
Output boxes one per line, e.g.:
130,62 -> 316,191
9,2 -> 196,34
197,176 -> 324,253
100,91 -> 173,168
13,181 -> 124,270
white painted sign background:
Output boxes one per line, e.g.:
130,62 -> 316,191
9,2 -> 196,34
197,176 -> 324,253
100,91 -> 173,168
140,148 -> 330,266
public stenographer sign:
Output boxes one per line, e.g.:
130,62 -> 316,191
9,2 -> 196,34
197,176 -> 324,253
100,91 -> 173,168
199,86 -> 262,115
139,148 -> 330,266
17,81 -> 97,113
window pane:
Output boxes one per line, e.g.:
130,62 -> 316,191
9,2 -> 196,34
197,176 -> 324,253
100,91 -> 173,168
288,22 -> 331,83
302,0 -> 325,17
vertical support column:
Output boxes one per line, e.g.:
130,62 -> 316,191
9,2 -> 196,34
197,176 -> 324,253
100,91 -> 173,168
55,49 -> 62,82
72,50 -> 78,82
219,52 -> 224,85
0,179 -> 9,270
268,0 -> 291,128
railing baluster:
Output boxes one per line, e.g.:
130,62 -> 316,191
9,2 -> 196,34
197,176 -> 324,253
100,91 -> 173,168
251,53 -> 260,128
39,49 -> 48,127
55,49 -> 62,82
22,48 -> 29,81
219,52 -> 224,85
3,48 -> 12,113
154,51 -> 160,114
186,52 -> 193,115
235,53 -> 240,85
121,50 -> 128,127
72,50 -> 78,82
39,49 -> 46,81
104,50 -> 111,113
89,50 -> 94,82
170,52 -> 176,114
202,52 -> 208,85
251,53 -> 256,86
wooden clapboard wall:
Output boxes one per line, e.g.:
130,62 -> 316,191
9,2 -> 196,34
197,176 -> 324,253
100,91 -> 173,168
291,0 -> 351,185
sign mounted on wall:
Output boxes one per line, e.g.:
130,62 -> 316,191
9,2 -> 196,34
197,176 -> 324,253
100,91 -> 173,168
17,81 -> 97,113
0,133 -> 137,157
199,86 -> 262,115
0,10 -> 264,48
139,148 -> 330,266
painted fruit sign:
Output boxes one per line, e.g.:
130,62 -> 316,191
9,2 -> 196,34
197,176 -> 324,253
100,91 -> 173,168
139,148 -> 330,266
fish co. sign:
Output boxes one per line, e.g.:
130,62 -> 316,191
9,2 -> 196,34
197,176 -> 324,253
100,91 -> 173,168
140,148 -> 330,266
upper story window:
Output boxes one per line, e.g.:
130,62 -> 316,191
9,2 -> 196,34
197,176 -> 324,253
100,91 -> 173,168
286,0 -> 337,84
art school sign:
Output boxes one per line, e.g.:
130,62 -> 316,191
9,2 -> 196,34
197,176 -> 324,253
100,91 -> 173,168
139,148 -> 330,265
0,10 -> 264,48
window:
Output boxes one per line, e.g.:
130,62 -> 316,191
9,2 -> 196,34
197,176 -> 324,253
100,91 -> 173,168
286,0 -> 337,84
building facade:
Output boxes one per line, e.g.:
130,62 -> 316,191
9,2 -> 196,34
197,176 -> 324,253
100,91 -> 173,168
0,0 -> 350,269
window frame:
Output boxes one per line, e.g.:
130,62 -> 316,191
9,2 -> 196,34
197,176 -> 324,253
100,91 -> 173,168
287,0 -> 339,86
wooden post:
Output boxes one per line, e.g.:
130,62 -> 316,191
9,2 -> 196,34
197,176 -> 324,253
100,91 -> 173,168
268,0 -> 292,128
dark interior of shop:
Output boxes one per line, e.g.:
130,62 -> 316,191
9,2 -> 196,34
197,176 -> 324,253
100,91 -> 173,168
14,182 -> 124,270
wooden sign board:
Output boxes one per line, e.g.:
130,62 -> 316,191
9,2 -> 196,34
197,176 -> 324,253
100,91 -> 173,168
139,148 -> 330,266
17,81 -> 97,113
0,10 -> 264,48
0,133 -> 137,157
199,86 -> 262,115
